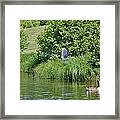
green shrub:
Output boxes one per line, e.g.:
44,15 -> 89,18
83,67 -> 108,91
20,20 -> 40,28
37,20 -> 100,69
20,52 -> 39,72
20,29 -> 29,52
39,20 -> 48,26
34,55 -> 100,84
20,20 -> 48,29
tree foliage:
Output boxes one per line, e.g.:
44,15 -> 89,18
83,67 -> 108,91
20,29 -> 29,52
20,20 -> 48,28
37,20 -> 100,68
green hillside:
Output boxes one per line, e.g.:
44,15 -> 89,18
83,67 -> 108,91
20,26 -> 45,72
24,26 -> 44,53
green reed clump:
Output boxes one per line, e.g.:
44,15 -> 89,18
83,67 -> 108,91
34,59 -> 65,79
34,55 -> 100,84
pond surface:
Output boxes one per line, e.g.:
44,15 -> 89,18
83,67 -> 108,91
20,72 -> 100,100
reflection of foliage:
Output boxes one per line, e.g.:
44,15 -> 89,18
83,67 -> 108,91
37,20 -> 100,68
20,29 -> 29,52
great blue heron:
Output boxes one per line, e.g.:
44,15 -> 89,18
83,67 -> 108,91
61,48 -> 68,63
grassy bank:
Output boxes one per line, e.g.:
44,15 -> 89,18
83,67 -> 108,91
20,51 -> 99,86
20,52 -> 39,72
34,57 -> 100,86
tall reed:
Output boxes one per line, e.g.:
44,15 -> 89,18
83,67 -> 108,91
34,56 -> 100,85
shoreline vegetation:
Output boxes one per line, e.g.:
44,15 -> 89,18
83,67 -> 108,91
20,20 -> 100,88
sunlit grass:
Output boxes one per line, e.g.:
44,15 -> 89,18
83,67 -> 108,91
20,52 -> 39,72
34,56 -> 100,85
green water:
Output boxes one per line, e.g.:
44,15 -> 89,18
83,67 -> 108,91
20,72 -> 99,100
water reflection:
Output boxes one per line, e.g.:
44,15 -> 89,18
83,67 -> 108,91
20,72 -> 99,100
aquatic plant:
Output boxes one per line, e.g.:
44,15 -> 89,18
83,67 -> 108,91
34,55 -> 100,85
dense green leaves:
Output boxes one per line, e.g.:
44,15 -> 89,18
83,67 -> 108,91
37,20 -> 100,68
20,20 -> 48,29
20,29 -> 29,52
20,20 -> 40,28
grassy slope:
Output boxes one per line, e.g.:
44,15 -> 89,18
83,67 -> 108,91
24,26 -> 44,53
21,26 -> 44,72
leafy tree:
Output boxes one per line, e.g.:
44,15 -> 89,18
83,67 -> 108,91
39,20 -> 48,26
20,20 -> 48,29
37,20 -> 100,68
20,20 -> 40,28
